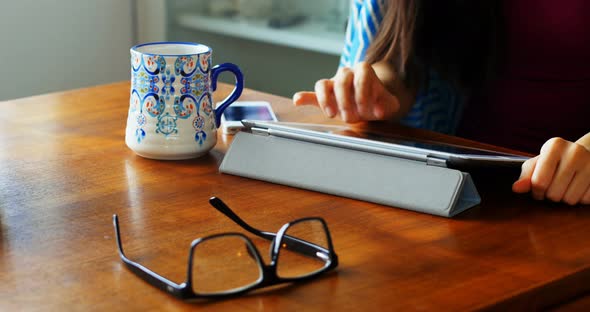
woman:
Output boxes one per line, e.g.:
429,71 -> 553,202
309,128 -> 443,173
293,0 -> 590,205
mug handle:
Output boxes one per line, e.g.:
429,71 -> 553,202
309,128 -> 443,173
211,63 -> 244,127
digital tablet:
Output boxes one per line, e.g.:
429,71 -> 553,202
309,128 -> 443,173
241,120 -> 530,170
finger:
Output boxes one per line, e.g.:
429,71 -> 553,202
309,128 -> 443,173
353,62 -> 378,119
561,145 -> 590,205
376,90 -> 400,120
544,161 -> 576,203
333,67 -> 358,123
512,156 -> 538,193
293,92 -> 319,107
314,79 -> 337,118
562,173 -> 590,205
581,185 -> 590,205
531,138 -> 567,200
546,144 -> 588,203
512,179 -> 531,194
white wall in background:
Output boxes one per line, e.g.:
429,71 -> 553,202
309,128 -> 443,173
0,0 -> 134,101
136,0 -> 167,43
166,0 -> 343,98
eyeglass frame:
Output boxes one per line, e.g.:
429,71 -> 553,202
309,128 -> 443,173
112,196 -> 339,299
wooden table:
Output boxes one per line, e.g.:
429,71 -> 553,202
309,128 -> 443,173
1,82 -> 590,311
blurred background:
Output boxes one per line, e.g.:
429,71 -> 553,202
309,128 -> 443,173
0,0 -> 349,101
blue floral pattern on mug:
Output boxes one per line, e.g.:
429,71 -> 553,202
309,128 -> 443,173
129,43 -> 213,144
174,95 -> 197,119
161,69 -> 176,100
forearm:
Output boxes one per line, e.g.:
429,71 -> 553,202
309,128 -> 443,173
371,61 -> 417,120
576,132 -> 590,150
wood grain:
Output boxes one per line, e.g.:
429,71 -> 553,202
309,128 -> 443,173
1,81 -> 589,311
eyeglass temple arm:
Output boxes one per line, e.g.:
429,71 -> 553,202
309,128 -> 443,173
208,197 -> 276,241
112,215 -> 187,298
208,197 -> 331,259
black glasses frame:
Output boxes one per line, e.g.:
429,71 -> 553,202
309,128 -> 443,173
113,197 -> 338,299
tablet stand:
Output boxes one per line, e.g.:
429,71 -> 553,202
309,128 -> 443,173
219,131 -> 481,217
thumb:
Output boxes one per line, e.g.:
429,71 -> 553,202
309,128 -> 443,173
375,91 -> 400,120
512,156 -> 538,193
369,75 -> 400,119
293,91 -> 319,107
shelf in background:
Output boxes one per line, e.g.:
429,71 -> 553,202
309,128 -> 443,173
176,13 -> 345,56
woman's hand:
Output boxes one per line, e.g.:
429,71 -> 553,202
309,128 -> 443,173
292,62 -> 402,123
512,136 -> 590,205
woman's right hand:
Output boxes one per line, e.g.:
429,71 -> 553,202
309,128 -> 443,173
293,62 -> 401,123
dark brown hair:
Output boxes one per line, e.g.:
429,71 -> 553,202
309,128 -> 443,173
366,0 -> 502,92
365,1 -> 418,77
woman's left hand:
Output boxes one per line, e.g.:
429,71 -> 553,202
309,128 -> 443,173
512,136 -> 590,205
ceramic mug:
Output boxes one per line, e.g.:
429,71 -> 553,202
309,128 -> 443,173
126,42 -> 243,160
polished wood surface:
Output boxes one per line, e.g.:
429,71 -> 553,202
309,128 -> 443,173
1,82 -> 590,311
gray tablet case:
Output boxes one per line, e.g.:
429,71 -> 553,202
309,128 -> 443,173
219,131 -> 481,217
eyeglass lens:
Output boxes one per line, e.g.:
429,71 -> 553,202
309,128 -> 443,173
191,234 -> 262,295
277,219 -> 330,279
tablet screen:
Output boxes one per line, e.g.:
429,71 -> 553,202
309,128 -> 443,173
223,105 -> 275,121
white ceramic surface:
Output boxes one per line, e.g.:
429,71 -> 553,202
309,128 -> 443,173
125,42 -> 243,160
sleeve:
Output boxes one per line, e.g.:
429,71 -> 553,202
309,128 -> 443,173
400,70 -> 465,135
339,0 -> 385,68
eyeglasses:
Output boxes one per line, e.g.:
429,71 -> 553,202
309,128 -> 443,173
112,197 -> 338,299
